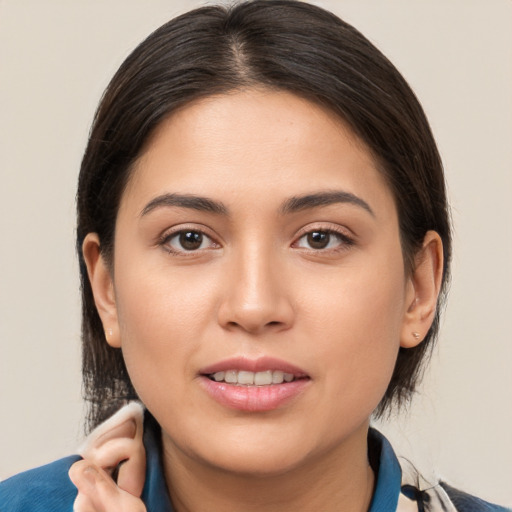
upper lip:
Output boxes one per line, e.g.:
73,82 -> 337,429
199,356 -> 309,378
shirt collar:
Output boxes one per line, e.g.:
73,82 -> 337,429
141,413 -> 174,512
368,428 -> 403,511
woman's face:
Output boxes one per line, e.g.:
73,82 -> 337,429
99,90 -> 418,475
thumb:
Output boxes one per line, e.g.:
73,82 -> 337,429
69,460 -> 147,512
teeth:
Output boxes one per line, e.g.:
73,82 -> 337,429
254,370 -> 272,386
224,370 -> 237,383
210,370 -> 297,386
272,370 -> 284,384
238,371 -> 254,385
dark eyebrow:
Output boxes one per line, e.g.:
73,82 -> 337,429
140,193 -> 229,217
280,191 -> 374,217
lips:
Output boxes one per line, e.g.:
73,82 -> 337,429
200,356 -> 308,378
198,356 -> 310,412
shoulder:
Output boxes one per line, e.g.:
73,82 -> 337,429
0,455 -> 81,512
388,432 -> 511,512
401,482 -> 511,511
439,482 -> 511,512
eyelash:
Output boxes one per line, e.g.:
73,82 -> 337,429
157,226 -> 355,256
293,227 -> 355,253
158,227 -> 218,256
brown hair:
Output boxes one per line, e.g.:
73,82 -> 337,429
77,0 -> 451,431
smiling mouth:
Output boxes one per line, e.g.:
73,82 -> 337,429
200,360 -> 311,411
206,370 -> 304,386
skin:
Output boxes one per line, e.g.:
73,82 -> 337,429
82,89 -> 443,511
69,407 -> 146,512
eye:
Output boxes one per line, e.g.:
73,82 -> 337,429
163,230 -> 217,253
295,229 -> 353,251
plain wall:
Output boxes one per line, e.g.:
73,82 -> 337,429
0,0 -> 511,506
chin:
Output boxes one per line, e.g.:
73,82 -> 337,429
201,447 -> 309,478
167,423 -> 315,477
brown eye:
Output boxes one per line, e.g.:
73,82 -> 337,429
179,231 -> 203,250
295,229 -> 353,251
307,231 -> 330,249
165,230 -> 215,253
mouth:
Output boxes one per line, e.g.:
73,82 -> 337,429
199,357 -> 310,412
206,369 -> 301,386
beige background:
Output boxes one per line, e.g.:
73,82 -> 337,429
0,0 -> 511,506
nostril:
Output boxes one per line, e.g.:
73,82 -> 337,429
217,296 -> 294,333
224,319 -> 283,333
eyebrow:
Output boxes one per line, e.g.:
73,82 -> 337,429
280,191 -> 374,217
141,193 -> 229,216
140,190 -> 373,218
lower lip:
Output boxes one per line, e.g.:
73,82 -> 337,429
199,376 -> 310,412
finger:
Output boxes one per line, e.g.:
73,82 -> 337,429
84,437 -> 140,471
78,402 -> 146,496
78,402 -> 144,457
116,411 -> 145,496
115,441 -> 146,497
69,460 -> 100,495
94,418 -> 137,447
70,461 -> 147,512
82,435 -> 146,495
73,492 -> 97,512
70,461 -> 110,512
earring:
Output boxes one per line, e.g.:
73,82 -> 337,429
105,327 -> 113,338
412,331 -> 420,341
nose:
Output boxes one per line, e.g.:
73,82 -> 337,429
217,246 -> 295,335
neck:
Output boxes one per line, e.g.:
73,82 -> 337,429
161,423 -> 375,512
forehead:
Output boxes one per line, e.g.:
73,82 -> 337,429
122,89 -> 394,217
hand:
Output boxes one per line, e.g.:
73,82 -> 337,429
69,402 -> 147,511
69,461 -> 147,512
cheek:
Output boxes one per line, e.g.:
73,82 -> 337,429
112,259 -> 219,403
114,238 -> 222,334
299,250 -> 406,411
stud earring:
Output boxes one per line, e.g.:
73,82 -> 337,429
412,331 -> 420,341
105,327 -> 113,338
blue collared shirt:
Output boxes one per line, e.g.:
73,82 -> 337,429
0,415 -> 509,511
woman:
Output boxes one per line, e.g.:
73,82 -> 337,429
0,1 -> 509,510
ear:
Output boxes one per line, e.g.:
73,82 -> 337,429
82,233 -> 121,348
400,230 -> 444,348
